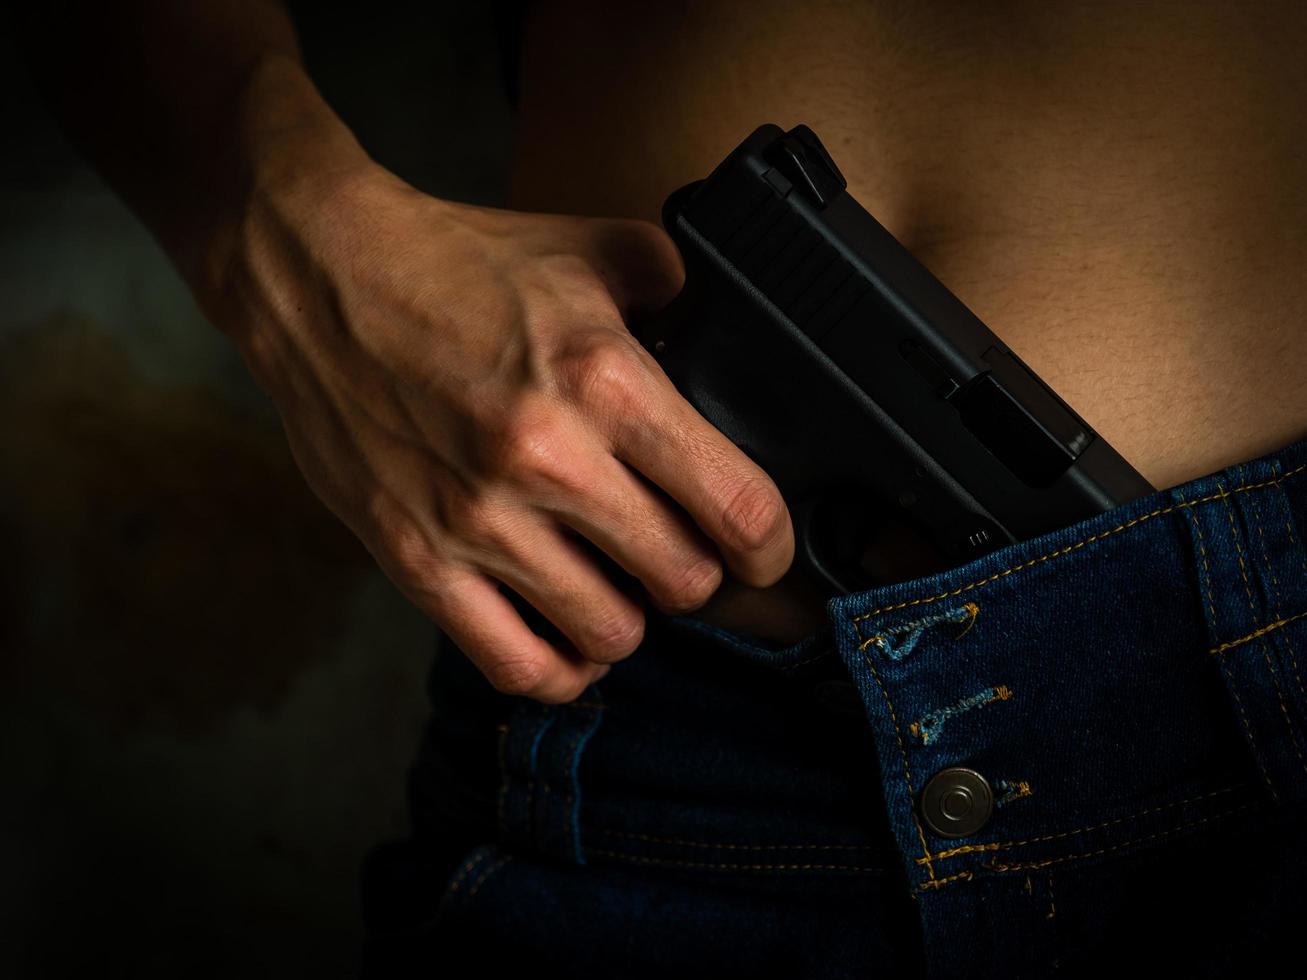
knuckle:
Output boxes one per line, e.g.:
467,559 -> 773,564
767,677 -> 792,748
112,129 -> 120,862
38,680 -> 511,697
558,339 -> 644,415
445,495 -> 517,551
720,478 -> 787,552
377,531 -> 460,608
483,407 -> 571,487
534,675 -> 591,706
389,541 -> 455,600
372,506 -> 436,576
660,559 -> 723,612
585,606 -> 646,662
485,653 -> 550,697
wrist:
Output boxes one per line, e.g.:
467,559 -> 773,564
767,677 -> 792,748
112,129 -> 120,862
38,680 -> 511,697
186,51 -> 380,321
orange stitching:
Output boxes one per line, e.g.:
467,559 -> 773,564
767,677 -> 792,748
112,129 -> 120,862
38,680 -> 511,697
1190,504 -> 1220,625
915,870 -> 974,892
1248,486 -> 1285,616
1259,637 -> 1307,776
1248,483 -> 1307,722
863,602 -> 980,654
855,503 -> 1178,621
1281,619 -> 1307,713
592,828 -> 879,852
910,684 -> 1014,745
1219,661 -> 1280,804
851,465 -> 1307,624
1219,482 -> 1307,772
1276,493 -> 1307,710
1210,608 -> 1307,655
1239,482 -> 1307,776
585,848 -> 886,873
1283,505 -> 1307,588
917,784 -> 1245,864
1187,507 -> 1280,802
955,601 -> 980,639
995,779 -> 1033,807
856,622 -> 936,882
983,802 -> 1260,872
445,850 -> 492,898
1216,478 -> 1259,619
1046,871 -> 1056,922
465,853 -> 512,901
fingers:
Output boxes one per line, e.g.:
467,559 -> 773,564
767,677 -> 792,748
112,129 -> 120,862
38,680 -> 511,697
545,335 -> 795,591
473,514 -> 653,667
595,371 -> 796,590
404,565 -> 613,705
537,441 -> 727,617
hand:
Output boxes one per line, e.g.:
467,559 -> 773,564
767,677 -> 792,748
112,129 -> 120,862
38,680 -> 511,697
201,162 -> 796,703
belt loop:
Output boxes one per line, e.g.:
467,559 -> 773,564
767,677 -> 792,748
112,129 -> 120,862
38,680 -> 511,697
498,688 -> 606,864
1181,459 -> 1307,806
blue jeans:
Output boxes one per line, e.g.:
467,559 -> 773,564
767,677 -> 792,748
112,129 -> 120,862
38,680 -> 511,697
361,435 -> 1307,978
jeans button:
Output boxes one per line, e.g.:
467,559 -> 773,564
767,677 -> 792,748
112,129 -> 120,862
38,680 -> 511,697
920,766 -> 993,838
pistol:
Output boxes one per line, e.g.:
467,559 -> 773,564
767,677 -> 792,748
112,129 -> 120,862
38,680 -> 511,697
628,123 -> 1155,596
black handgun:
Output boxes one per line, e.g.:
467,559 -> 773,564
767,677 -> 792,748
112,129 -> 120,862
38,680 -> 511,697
628,123 -> 1155,596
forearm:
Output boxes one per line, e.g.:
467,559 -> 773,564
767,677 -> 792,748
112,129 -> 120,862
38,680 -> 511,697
15,0 -> 373,310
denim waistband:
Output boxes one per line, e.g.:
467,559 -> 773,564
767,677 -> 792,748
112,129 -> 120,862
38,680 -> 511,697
641,433 -> 1307,971
410,434 -> 1307,976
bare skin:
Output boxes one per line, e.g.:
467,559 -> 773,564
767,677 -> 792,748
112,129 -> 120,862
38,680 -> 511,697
507,0 -> 1307,644
22,1 -> 1306,692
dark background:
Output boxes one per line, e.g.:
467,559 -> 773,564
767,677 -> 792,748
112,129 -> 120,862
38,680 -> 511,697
1,4 -> 515,975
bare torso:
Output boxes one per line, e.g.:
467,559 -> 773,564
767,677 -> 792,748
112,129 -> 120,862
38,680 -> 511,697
506,0 -> 1307,645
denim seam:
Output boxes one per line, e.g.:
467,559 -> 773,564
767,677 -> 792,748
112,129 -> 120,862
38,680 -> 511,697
1187,504 -> 1280,802
590,827 -> 881,851
1275,480 -> 1307,707
463,853 -> 513,902
1209,608 -> 1307,655
1257,636 -> 1307,777
777,648 -> 836,671
1216,477 -> 1261,619
564,696 -> 605,865
1246,481 -> 1307,713
855,637 -> 937,883
523,710 -> 558,845
443,847 -> 495,899
433,844 -> 508,923
851,466 -> 1307,624
1237,481 -> 1307,776
584,848 -> 888,874
1280,474 -> 1307,587
980,800 -> 1261,873
918,783 -> 1247,863
1218,479 -> 1307,769
915,869 -> 974,892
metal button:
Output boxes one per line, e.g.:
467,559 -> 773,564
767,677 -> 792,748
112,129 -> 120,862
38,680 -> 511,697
920,767 -> 993,838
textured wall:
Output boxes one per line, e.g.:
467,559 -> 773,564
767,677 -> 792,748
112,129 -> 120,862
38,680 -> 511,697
0,5 -> 513,976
